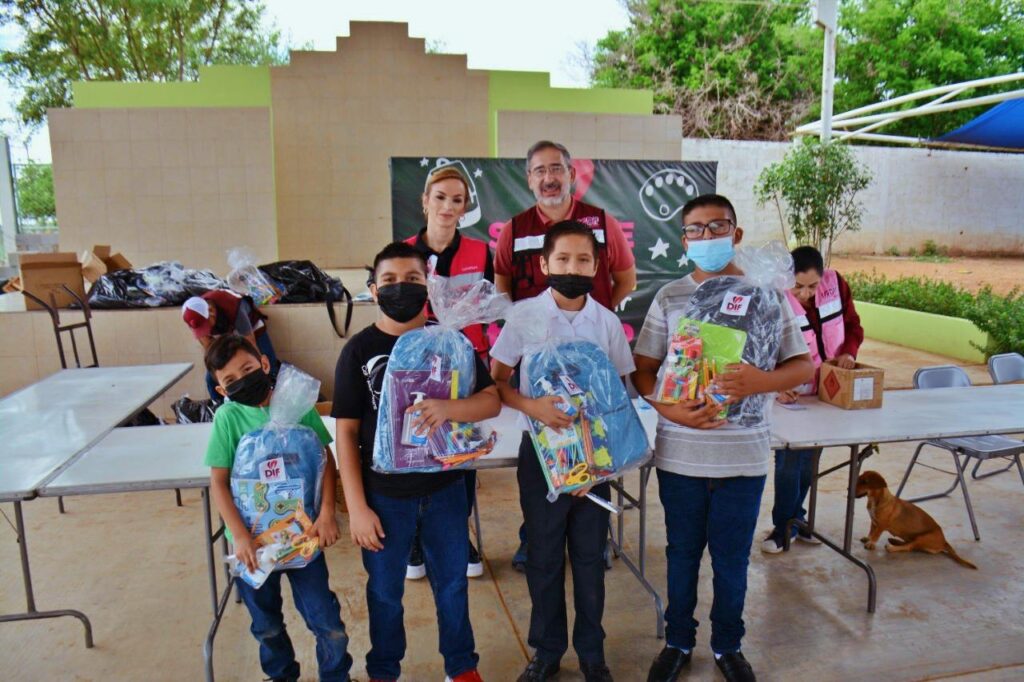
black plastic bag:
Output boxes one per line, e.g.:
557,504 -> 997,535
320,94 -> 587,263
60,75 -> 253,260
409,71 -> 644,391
88,261 -> 226,309
172,395 -> 220,424
258,260 -> 353,337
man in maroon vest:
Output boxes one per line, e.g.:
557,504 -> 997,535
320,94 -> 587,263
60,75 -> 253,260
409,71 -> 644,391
495,141 -> 637,574
494,140 -> 636,310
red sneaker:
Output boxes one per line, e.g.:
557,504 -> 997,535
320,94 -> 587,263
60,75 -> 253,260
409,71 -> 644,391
446,670 -> 484,682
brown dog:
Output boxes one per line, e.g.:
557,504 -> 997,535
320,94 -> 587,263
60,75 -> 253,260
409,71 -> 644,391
855,470 -> 977,569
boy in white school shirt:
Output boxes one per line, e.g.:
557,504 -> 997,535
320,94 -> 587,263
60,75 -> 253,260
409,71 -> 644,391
491,221 -> 634,682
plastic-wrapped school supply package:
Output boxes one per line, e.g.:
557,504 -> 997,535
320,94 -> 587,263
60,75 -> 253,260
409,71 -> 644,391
372,277 -> 511,473
514,300 -> 651,500
229,365 -> 326,588
226,247 -> 283,305
653,241 -> 794,428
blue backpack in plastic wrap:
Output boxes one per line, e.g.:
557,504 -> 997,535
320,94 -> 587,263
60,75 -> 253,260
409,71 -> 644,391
517,318 -> 650,500
229,365 -> 325,588
372,276 -> 510,473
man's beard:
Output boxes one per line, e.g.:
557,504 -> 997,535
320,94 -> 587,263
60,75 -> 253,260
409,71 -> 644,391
534,181 -> 570,207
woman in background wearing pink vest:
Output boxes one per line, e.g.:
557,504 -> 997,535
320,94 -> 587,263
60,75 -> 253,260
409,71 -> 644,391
761,246 -> 864,554
403,165 -> 493,580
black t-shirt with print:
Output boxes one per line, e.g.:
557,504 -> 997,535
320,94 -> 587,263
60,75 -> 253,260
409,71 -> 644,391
331,323 -> 494,498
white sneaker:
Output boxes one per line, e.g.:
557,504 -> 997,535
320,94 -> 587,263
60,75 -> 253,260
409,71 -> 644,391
760,533 -> 785,554
405,562 -> 426,580
467,541 -> 483,578
796,528 -> 822,545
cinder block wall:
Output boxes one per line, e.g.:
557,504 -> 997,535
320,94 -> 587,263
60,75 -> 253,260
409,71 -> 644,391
49,107 -> 277,271
682,138 -> 1024,255
271,22 -> 490,268
498,111 -> 682,161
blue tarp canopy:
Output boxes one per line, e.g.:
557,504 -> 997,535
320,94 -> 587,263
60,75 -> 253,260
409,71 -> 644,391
933,98 -> 1024,150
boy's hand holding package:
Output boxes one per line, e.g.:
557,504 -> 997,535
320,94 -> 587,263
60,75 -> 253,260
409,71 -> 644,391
234,531 -> 259,573
712,362 -> 771,399
406,398 -> 453,437
530,394 -> 575,430
652,396 -> 729,430
308,511 -> 341,549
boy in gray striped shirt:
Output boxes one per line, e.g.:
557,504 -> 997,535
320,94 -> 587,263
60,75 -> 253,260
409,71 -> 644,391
632,195 -> 812,682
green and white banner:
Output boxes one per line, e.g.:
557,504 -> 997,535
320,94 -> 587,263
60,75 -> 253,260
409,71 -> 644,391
390,156 -> 717,341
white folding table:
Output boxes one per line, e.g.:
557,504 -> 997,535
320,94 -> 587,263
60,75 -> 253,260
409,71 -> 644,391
38,404 -> 661,681
0,364 -> 192,646
770,384 -> 1024,613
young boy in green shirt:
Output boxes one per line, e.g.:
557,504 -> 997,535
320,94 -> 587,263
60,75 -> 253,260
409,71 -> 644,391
205,334 -> 352,682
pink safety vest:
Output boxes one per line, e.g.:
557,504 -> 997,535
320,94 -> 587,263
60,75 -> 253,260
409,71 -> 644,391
785,269 -> 845,395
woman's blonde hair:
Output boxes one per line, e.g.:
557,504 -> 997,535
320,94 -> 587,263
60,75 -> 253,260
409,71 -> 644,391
423,166 -> 471,202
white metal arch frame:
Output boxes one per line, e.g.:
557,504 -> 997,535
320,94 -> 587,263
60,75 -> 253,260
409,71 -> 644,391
794,72 -> 1024,152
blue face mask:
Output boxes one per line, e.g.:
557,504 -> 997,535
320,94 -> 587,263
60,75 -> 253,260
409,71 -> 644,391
685,235 -> 735,273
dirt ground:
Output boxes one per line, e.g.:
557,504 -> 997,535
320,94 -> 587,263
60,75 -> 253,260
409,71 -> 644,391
830,255 -> 1023,295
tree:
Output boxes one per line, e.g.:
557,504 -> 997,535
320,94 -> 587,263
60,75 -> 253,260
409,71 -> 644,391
835,0 -> 1024,139
589,0 -> 821,140
755,139 -> 872,262
15,162 -> 56,225
0,0 -> 287,126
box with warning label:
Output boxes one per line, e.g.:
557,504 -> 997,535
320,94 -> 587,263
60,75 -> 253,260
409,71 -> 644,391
817,360 -> 884,410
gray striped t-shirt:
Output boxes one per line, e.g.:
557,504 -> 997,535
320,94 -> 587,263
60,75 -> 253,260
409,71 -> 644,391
634,275 -> 807,478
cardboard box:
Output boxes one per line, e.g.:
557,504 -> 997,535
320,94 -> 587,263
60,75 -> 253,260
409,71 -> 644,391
818,360 -> 885,410
90,244 -> 132,273
80,250 -> 108,283
18,252 -> 87,310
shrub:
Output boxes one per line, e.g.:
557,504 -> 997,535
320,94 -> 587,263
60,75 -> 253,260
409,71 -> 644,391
846,273 -> 1023,357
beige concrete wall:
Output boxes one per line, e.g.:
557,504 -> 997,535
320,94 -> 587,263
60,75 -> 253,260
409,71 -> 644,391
0,298 -> 377,419
271,22 -> 491,267
682,137 -> 1024,255
497,111 -> 682,160
49,107 -> 277,273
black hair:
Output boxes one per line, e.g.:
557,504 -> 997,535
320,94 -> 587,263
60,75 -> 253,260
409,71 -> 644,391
542,220 -> 600,260
526,140 -> 571,171
370,241 -> 428,283
204,334 -> 261,375
681,193 -> 737,225
791,245 -> 824,275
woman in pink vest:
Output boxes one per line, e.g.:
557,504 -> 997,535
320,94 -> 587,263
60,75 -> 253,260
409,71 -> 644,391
762,246 -> 864,554
403,165 -> 493,581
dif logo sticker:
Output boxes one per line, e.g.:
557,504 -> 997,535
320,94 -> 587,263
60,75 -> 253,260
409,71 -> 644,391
720,291 -> 751,316
260,456 -> 286,483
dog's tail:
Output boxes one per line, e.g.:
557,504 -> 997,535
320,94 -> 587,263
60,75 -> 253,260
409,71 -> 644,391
943,542 -> 978,570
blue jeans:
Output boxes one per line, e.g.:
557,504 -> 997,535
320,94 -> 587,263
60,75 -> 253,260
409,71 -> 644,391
770,448 -> 817,539
235,554 -> 353,681
363,480 -> 478,680
205,331 -> 281,400
657,469 -> 765,654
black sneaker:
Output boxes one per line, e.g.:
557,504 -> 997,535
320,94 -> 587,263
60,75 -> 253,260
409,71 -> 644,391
581,661 -> 613,682
647,646 -> 692,682
516,656 -> 559,681
406,541 -> 426,580
715,652 -> 755,682
512,540 -> 528,573
467,540 -> 484,578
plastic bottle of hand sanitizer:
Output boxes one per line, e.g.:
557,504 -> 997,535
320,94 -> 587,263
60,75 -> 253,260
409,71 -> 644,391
402,392 -> 428,446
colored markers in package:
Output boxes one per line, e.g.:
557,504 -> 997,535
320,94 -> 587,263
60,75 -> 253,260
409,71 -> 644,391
654,318 -> 747,418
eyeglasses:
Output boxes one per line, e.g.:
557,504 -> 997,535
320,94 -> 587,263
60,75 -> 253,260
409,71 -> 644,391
529,163 -> 568,178
682,219 -> 735,239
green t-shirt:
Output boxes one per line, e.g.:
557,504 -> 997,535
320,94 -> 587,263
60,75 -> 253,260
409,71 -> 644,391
204,401 -> 333,469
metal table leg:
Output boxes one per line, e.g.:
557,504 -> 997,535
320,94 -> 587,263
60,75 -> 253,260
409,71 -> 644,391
607,465 -> 665,638
0,501 -> 94,646
785,445 -> 878,613
201,487 -> 235,682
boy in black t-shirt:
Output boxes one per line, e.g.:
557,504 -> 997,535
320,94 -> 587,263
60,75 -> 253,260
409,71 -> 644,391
332,242 -> 500,682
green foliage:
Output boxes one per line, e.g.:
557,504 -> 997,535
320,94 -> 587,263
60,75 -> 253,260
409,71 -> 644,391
847,272 -> 1024,356
589,0 -> 1024,140
0,0 -> 287,126
836,0 -> 1024,140
755,138 -> 872,259
885,245 -> 901,256
590,0 -> 821,140
14,162 -> 55,224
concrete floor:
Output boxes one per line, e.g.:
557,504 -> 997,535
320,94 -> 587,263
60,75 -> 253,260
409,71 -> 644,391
2,341 -> 1022,681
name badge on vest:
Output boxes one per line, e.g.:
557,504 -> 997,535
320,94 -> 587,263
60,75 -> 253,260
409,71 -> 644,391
720,291 -> 751,316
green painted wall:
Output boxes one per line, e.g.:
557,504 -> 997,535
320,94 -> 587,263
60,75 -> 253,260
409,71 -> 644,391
855,300 -> 990,363
486,71 -> 654,155
73,65 -> 271,109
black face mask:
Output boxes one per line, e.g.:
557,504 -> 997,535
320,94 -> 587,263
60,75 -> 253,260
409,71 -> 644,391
547,274 -> 594,300
225,367 -> 272,407
376,282 -> 428,323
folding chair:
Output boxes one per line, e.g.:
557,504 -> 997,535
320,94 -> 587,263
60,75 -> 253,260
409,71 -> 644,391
896,365 -> 1024,541
971,352 -> 1024,480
